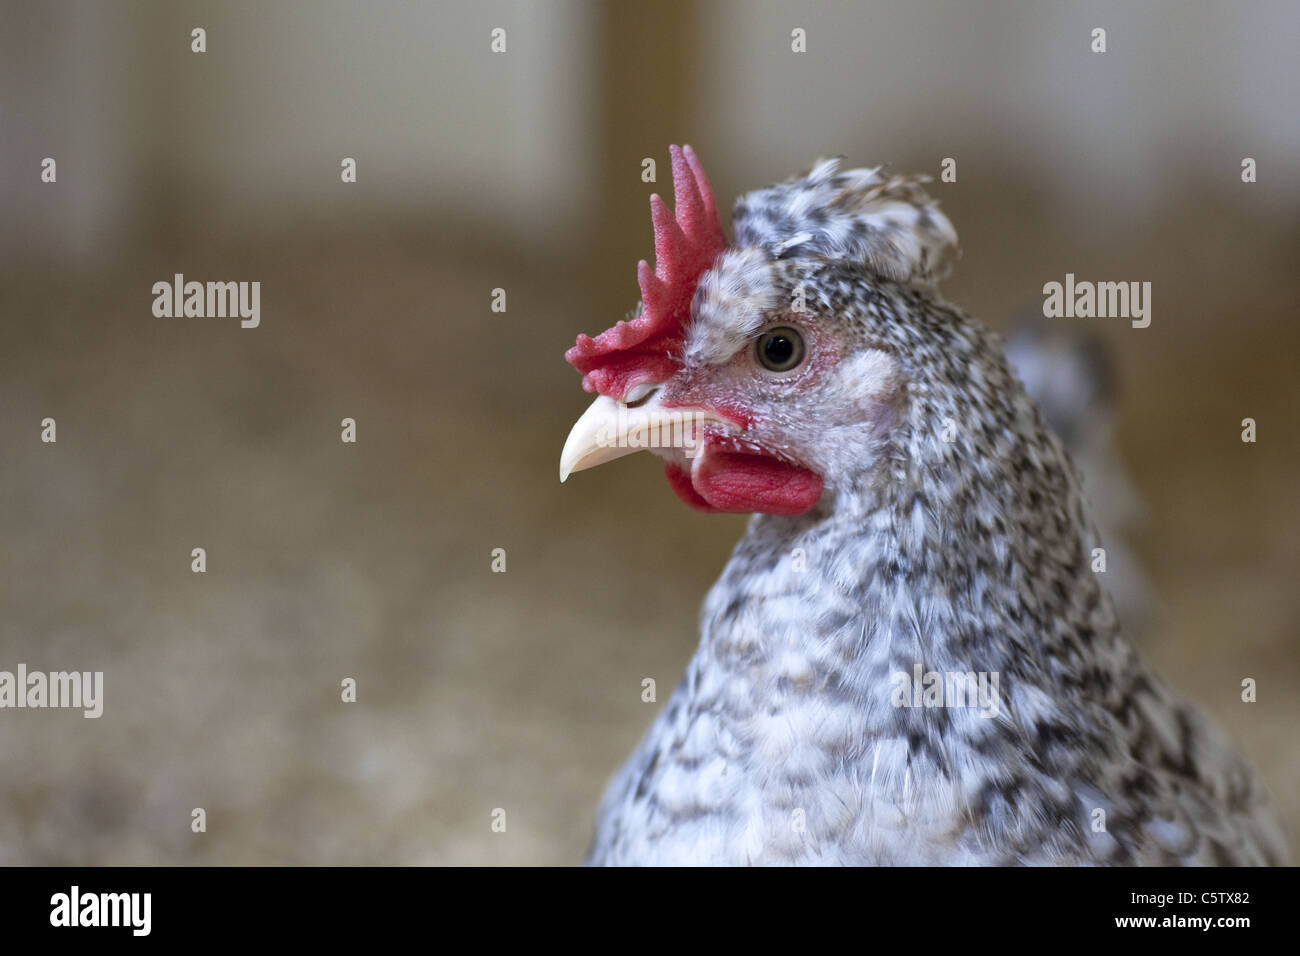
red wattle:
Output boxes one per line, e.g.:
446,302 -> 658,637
666,451 -> 823,516
694,451 -> 823,516
664,462 -> 719,512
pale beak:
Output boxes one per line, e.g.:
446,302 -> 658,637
559,389 -> 730,482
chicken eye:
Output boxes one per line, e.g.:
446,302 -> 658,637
756,327 -> 806,373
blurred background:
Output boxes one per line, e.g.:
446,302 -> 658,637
0,0 -> 1295,864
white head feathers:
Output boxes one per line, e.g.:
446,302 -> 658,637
732,157 -> 958,286
684,158 -> 959,365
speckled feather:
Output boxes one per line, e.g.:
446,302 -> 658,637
585,159 -> 1287,866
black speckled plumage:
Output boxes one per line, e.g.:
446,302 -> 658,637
579,157 -> 1287,866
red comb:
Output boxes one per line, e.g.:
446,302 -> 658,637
566,144 -> 728,398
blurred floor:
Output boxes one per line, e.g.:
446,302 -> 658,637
0,214 -> 1295,864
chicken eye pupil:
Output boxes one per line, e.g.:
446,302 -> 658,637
765,336 -> 793,363
757,327 -> 805,372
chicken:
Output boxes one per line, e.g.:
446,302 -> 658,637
560,146 -> 1287,866
1004,319 -> 1152,638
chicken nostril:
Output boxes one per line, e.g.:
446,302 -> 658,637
622,385 -> 659,408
